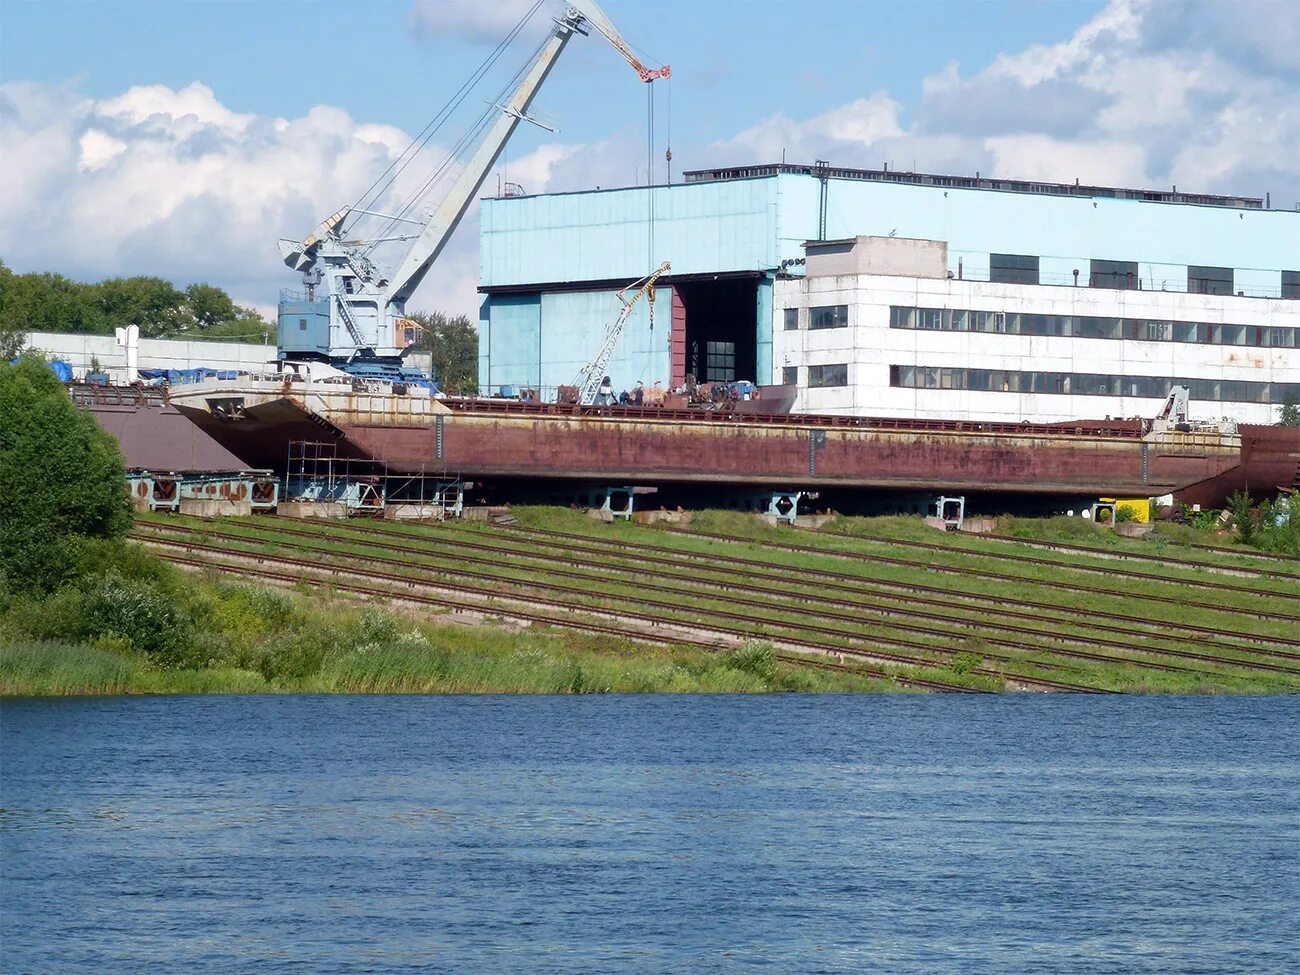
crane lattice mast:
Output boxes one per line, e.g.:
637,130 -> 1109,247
575,261 -> 671,405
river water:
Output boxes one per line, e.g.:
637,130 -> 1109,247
2,695 -> 1296,974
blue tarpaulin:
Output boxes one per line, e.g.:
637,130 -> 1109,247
138,367 -> 238,384
48,360 -> 74,383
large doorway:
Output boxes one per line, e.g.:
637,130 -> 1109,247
674,277 -> 758,384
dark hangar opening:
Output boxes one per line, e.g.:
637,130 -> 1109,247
675,278 -> 758,384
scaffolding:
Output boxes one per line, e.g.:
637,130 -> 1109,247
284,441 -> 463,517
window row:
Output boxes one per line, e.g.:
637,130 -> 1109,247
784,305 -> 850,330
889,305 -> 1299,348
784,363 -> 850,387
990,255 -> 1300,297
889,365 -> 1300,405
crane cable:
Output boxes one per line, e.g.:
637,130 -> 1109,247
665,75 -> 672,184
369,25 -> 549,250
350,0 -> 545,234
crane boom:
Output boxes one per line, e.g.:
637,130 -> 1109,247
575,261 -> 670,405
570,0 -> 670,82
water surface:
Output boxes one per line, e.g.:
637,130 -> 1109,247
2,695 -> 1297,973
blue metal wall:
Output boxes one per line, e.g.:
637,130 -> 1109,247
484,293 -> 540,389
480,179 -> 781,286
481,286 -> 672,394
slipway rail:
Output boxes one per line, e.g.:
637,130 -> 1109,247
132,525 -> 1103,692
157,518 -> 1300,679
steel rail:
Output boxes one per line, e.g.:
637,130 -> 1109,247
333,519 -> 1300,657
884,530 -> 1300,582
144,548 -> 973,692
142,519 -> 1300,677
283,517 -> 1300,651
664,527 -> 1300,624
138,533 -> 1106,692
781,528 -> 1300,599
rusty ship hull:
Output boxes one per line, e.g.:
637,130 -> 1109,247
157,377 -> 1291,502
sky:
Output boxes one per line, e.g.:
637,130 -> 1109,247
2,0 -> 1298,320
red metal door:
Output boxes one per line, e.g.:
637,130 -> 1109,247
670,289 -> 686,386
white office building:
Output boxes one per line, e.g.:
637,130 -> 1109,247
775,236 -> 1300,425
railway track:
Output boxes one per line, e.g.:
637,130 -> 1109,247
144,549 -> 975,691
775,527 -> 1300,599
134,528 -> 1106,693
295,517 -> 1300,652
664,527 -> 1300,625
153,519 -> 1300,679
879,529 -> 1300,583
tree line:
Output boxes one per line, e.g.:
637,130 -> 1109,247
0,260 -> 274,355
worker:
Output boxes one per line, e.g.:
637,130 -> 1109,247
596,375 -> 615,405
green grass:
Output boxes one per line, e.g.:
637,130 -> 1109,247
126,508 -> 1300,694
0,576 -> 898,696
21,504 -> 1284,698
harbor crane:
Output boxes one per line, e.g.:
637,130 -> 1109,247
274,1 -> 668,381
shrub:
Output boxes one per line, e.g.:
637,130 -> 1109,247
79,575 -> 194,667
1227,490 -> 1256,546
723,641 -> 777,683
0,356 -> 131,593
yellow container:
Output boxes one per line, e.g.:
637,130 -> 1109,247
1100,497 -> 1151,524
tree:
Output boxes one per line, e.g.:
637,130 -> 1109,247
1279,394 -> 1300,428
407,311 -> 479,392
0,264 -> 25,360
0,263 -> 274,344
184,282 -> 238,329
0,355 -> 132,593
0,262 -> 105,336
92,276 -> 186,337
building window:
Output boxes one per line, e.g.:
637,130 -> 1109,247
889,364 -> 1292,404
808,363 -> 847,387
990,253 -> 1040,285
705,341 -> 735,381
781,366 -> 798,385
298,319 -> 307,331
889,305 -> 1297,349
783,308 -> 799,330
809,305 -> 849,330
1188,265 -> 1234,296
1090,259 -> 1140,290
1283,271 -> 1300,300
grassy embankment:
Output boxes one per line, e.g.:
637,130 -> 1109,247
0,533 -> 890,696
4,505 -> 1297,696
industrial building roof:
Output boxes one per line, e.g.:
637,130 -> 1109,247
681,163 -> 1267,210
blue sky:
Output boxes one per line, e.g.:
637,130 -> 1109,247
2,0 -> 1296,317
3,0 -> 1105,157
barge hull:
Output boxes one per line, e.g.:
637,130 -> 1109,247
166,383 -> 1250,500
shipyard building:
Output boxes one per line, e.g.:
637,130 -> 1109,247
477,164 -> 1300,423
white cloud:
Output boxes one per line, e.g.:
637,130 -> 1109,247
77,129 -> 127,171
408,0 -> 550,44
716,94 -> 904,166
0,80 -> 486,316
712,0 -> 1300,204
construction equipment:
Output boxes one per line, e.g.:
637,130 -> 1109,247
274,0 -> 668,382
573,261 -> 670,405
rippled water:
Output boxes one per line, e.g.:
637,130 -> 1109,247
2,695 -> 1297,973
